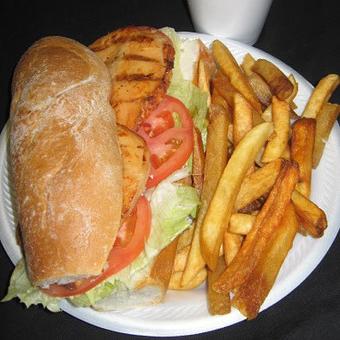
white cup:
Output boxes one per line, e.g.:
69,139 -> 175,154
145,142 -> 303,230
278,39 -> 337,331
187,0 -> 273,45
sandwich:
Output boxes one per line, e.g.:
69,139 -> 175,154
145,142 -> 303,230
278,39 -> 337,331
2,26 -> 212,311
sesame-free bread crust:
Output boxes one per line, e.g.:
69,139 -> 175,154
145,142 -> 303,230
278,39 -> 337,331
10,36 -> 123,287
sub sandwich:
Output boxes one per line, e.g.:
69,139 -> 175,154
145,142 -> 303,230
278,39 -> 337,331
3,27 -> 213,311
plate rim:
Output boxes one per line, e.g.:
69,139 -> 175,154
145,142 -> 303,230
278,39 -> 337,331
1,31 -> 339,337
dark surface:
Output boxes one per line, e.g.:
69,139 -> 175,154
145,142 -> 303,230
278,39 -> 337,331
0,0 -> 339,339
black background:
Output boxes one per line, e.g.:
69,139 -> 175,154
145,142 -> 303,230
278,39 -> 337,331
0,1 -> 339,339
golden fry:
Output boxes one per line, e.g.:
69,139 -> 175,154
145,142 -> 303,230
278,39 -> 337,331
241,53 -> 256,76
252,59 -> 293,100
212,70 -> 238,108
262,97 -> 290,163
291,118 -> 316,198
213,160 -> 299,293
248,73 -> 273,107
235,158 -> 283,211
192,127 -> 205,194
150,237 -> 179,290
291,190 -> 327,238
224,232 -> 243,265
207,256 -> 231,315
302,74 -> 340,118
229,213 -> 256,235
169,268 -> 207,290
181,105 -> 230,286
286,74 -> 299,108
212,40 -> 262,113
232,203 -> 298,319
200,122 -> 273,271
313,103 -> 340,168
233,93 -> 254,145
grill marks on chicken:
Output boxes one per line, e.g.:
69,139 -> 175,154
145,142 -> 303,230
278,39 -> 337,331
90,27 -> 175,129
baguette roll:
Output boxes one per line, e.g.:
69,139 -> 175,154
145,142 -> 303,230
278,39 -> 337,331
10,36 -> 123,287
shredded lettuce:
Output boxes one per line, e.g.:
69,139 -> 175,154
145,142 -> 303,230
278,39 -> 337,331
1,260 -> 61,312
161,27 -> 209,146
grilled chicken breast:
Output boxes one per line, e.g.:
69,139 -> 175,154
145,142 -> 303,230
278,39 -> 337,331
90,26 -> 175,129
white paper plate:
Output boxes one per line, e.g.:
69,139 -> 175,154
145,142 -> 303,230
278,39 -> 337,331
1,32 -> 340,337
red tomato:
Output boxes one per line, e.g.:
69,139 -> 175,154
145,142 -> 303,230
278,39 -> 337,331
137,96 -> 194,188
43,197 -> 151,297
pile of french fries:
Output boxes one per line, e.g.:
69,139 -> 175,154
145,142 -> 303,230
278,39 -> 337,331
168,39 -> 339,320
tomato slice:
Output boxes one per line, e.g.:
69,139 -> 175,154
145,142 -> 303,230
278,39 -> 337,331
43,197 -> 151,297
137,96 -> 194,188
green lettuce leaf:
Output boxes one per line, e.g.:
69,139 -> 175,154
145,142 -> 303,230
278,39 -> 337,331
161,27 -> 209,146
1,260 -> 61,312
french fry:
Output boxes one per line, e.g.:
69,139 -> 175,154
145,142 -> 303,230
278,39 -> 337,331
177,224 -> 195,251
302,74 -> 340,118
181,104 -> 230,286
211,89 -> 230,111
241,53 -> 256,76
212,70 -> 238,108
248,73 -> 273,107
262,104 -> 273,122
212,40 -> 262,113
192,127 -> 205,194
198,59 -> 211,107
213,160 -> 299,293
291,190 -> 327,237
286,74 -> 299,108
224,232 -> 243,265
235,158 -> 283,211
313,102 -> 340,168
173,245 -> 191,273
169,268 -> 207,290
200,122 -> 273,271
233,93 -> 254,145
150,237 -> 179,290
291,118 -> 316,198
207,256 -> 231,315
229,213 -> 256,235
232,203 -> 298,319
252,59 -> 294,100
262,97 -> 290,163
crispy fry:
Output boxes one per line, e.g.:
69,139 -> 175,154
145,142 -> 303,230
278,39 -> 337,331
212,40 -> 262,113
238,196 -> 267,214
177,224 -> 195,251
211,89 -> 230,111
252,59 -> 294,100
198,59 -> 211,107
235,158 -> 283,211
207,256 -> 231,315
201,122 -> 273,271
213,70 -> 238,108
213,160 -> 299,293
229,213 -> 256,235
262,97 -> 290,163
291,118 -> 316,197
181,105 -> 230,286
248,73 -> 273,107
286,74 -> 299,107
192,127 -> 205,194
224,232 -> 243,265
169,268 -> 207,290
233,93 -> 254,145
150,237 -> 179,290
173,245 -> 191,272
232,203 -> 298,319
302,74 -> 340,118
291,190 -> 327,237
313,103 -> 340,167
241,53 -> 256,77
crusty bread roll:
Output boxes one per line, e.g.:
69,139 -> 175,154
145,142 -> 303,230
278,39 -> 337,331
10,36 -> 123,287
